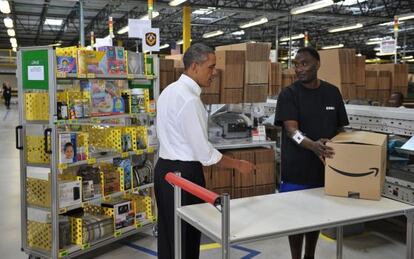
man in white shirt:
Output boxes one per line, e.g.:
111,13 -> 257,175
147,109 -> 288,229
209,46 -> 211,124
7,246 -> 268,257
155,43 -> 255,259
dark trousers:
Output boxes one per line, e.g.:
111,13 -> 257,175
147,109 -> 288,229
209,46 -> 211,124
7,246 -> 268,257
4,95 -> 11,108
154,158 -> 205,259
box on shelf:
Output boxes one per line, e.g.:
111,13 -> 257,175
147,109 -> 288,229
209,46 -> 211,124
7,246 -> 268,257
77,165 -> 102,201
59,133 -> 77,164
90,80 -> 125,116
77,50 -> 106,75
101,199 -> 135,231
59,180 -> 82,208
215,50 -> 245,89
97,46 -> 127,75
325,131 -> 387,200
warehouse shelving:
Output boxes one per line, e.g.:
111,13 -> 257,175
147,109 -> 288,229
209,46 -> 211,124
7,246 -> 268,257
16,46 -> 159,259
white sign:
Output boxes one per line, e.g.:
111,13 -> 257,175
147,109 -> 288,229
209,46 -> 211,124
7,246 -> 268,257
269,50 -> 277,63
95,37 -> 113,48
28,66 -> 44,81
380,39 -> 396,54
142,28 -> 160,52
128,19 -> 151,39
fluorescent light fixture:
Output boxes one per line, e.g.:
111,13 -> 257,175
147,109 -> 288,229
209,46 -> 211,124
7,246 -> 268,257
398,13 -> 414,21
203,30 -> 223,38
231,30 -> 245,36
45,18 -> 63,26
169,0 -> 187,6
368,37 -> 382,41
291,0 -> 334,15
48,42 -> 62,47
117,26 -> 128,35
374,47 -> 380,51
402,55 -> 413,60
11,42 -> 17,48
280,33 -> 305,42
407,59 -> 414,62
239,16 -> 268,29
9,37 -> 16,44
12,47 -> 16,52
0,0 -> 11,14
160,44 -> 170,49
379,21 -> 405,26
140,11 -> 159,20
328,23 -> 363,33
3,17 -> 13,28
356,53 -> 362,57
321,44 -> 344,49
176,39 -> 192,45
376,52 -> 395,56
366,40 -> 381,45
335,0 -> 367,6
192,7 -> 216,15
7,29 -> 15,37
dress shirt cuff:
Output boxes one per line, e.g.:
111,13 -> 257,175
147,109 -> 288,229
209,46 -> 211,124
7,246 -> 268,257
200,148 -> 222,166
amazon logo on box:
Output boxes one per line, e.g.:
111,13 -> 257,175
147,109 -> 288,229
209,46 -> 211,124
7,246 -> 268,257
325,131 -> 387,201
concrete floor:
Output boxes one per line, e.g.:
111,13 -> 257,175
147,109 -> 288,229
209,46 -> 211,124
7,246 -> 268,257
0,102 -> 409,259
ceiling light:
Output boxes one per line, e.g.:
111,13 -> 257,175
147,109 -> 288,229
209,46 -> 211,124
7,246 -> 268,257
231,30 -> 245,36
402,55 -> 413,60
407,59 -> 414,62
398,13 -> 414,21
356,53 -> 362,57
376,52 -> 395,56
366,40 -> 381,45
239,16 -> 268,29
7,29 -> 15,37
3,17 -> 13,28
328,23 -> 363,33
374,47 -> 380,51
379,21 -> 405,26
12,47 -> 16,52
48,42 -> 62,47
291,0 -> 334,15
169,0 -> 187,6
140,11 -> 159,20
45,18 -> 63,26
0,0 -> 11,14
335,0 -> 367,6
203,30 -> 223,38
321,44 -> 344,50
117,26 -> 128,35
9,37 -> 16,44
280,33 -> 305,42
192,7 -> 216,15
11,42 -> 17,48
160,44 -> 170,49
176,39 -> 192,45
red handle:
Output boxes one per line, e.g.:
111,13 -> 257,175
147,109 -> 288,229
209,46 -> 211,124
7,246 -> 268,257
165,172 -> 221,206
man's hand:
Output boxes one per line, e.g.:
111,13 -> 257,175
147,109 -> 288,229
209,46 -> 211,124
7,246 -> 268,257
236,160 -> 255,174
311,138 -> 334,164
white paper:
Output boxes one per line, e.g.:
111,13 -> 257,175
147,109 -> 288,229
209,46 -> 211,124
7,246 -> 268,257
95,37 -> 113,48
28,65 -> 44,81
380,39 -> 396,54
142,28 -> 160,52
128,19 -> 151,39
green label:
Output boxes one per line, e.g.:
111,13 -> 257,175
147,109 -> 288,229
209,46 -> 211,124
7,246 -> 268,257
22,50 -> 49,90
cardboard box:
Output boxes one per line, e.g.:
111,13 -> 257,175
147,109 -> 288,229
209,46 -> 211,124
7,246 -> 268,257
221,88 -> 243,104
245,61 -> 269,84
281,70 -> 296,88
174,67 -> 184,81
269,84 -> 282,96
356,86 -> 366,99
211,165 -> 233,189
216,42 -> 271,61
244,84 -> 268,103
215,50 -> 245,88
160,71 -> 175,91
355,56 -> 366,86
200,94 -> 220,105
270,62 -> 282,86
165,54 -> 184,68
255,184 -> 276,196
325,131 -> 387,200
365,70 -> 378,90
365,89 -> 378,101
254,148 -> 276,186
203,166 -> 213,190
378,71 -> 391,90
160,59 -> 175,72
341,83 -> 357,100
229,149 -> 255,188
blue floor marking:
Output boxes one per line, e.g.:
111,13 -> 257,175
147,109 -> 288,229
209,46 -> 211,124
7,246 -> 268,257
124,242 -> 261,258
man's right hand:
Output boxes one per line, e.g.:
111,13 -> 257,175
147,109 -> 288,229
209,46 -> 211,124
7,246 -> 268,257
236,160 -> 255,174
311,138 -> 334,163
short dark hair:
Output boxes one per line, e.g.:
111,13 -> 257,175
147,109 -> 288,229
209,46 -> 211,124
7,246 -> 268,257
183,43 -> 214,70
297,47 -> 320,61
64,142 -> 73,151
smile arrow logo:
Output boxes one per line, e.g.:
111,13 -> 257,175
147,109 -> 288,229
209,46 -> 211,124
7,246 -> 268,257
328,166 -> 379,177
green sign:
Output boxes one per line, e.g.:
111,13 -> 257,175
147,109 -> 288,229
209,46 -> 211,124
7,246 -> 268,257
22,49 -> 49,90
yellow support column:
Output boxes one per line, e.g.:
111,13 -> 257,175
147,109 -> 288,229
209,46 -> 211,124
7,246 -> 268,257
183,5 -> 191,52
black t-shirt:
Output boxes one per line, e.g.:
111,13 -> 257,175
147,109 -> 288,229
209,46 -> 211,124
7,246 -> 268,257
275,80 -> 349,185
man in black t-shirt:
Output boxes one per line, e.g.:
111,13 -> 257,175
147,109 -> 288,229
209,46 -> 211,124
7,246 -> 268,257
275,47 -> 349,259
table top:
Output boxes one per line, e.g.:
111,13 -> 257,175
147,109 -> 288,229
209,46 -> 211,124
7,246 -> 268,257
177,188 -> 414,244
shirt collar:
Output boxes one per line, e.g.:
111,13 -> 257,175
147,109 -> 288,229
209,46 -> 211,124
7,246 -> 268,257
179,74 -> 202,96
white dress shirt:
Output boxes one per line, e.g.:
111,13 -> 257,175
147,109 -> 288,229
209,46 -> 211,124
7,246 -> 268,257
156,74 -> 222,166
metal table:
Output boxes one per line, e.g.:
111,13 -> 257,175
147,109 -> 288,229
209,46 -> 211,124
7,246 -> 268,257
176,187 -> 414,259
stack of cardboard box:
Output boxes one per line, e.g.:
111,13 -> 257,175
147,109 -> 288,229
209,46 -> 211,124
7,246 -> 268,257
215,50 -> 245,103
159,59 -> 175,91
203,148 -> 276,199
365,70 -> 378,101
281,68 -> 297,88
201,69 -> 221,104
216,43 -> 271,103
378,70 -> 392,104
355,56 -> 366,99
366,64 -> 409,97
318,49 -> 356,99
269,63 -> 282,95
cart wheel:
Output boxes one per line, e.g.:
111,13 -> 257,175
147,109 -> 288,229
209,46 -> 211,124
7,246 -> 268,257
152,223 -> 158,237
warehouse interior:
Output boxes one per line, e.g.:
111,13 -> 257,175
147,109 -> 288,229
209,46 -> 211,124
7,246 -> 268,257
0,0 -> 414,259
